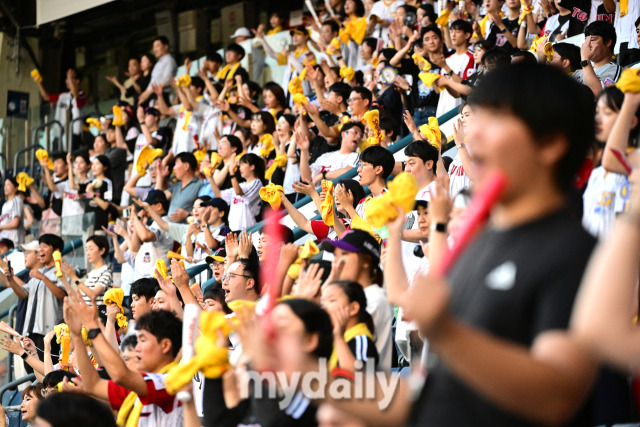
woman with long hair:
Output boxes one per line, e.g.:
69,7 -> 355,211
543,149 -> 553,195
0,176 -> 25,244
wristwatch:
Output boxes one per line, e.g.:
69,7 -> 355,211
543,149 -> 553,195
431,222 -> 447,233
87,328 -> 102,340
499,26 -> 507,33
322,170 -> 328,179
20,351 -> 29,360
580,59 -> 591,67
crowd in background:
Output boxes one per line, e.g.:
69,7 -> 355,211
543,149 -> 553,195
1,0 -> 640,425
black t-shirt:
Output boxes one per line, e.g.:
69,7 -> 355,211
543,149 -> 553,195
104,146 -> 127,204
409,209 -> 597,427
375,86 -> 404,130
485,17 -> 520,54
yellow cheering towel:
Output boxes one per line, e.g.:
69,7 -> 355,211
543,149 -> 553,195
265,154 -> 287,180
194,147 -> 207,165
103,288 -> 129,330
227,299 -> 259,314
54,323 -> 91,347
418,72 -> 441,88
299,67 -> 308,81
364,172 -> 419,228
154,259 -> 168,280
167,251 -> 186,261
435,8 -> 451,26
216,62 -> 242,81
287,239 -> 320,280
621,0 -> 628,16
320,180 -> 335,226
135,145 -> 164,177
518,0 -> 534,24
259,134 -> 275,158
16,172 -> 34,192
616,69 -> 640,93
339,17 -> 367,45
419,117 -> 442,151
363,109 -> 384,145
288,76 -> 304,95
164,311 -> 230,394
260,183 -> 284,209
118,361 -> 177,427
86,117 -> 102,132
292,93 -> 310,107
210,152 -> 223,169
412,53 -> 431,72
327,37 -> 342,55
340,66 -> 356,82
530,35 -> 554,62
328,322 -> 374,370
112,105 -> 125,127
30,69 -> 43,83
176,73 -> 192,88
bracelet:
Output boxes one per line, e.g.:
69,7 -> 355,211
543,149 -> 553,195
229,174 -> 236,179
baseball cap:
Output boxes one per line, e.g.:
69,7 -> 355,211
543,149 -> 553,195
0,238 -> 14,250
20,240 -> 40,252
206,247 -> 226,264
320,229 -> 381,263
201,198 -> 230,218
230,27 -> 251,39
290,25 -> 310,37
144,189 -> 169,212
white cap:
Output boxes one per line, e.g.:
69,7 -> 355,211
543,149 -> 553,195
230,27 -> 251,39
20,240 -> 40,252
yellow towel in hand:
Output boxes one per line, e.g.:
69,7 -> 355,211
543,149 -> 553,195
621,0 -> 628,16
16,172 -> 34,192
287,239 -> 320,279
86,118 -> 102,132
176,73 -> 192,88
419,117 -> 442,151
327,37 -> 342,55
30,69 -> 43,83
364,172 -> 419,228
194,147 -> 207,165
340,66 -> 356,81
54,323 -> 91,346
288,76 -> 304,95
419,72 -> 441,88
292,93 -> 310,107
518,0 -> 534,24
363,109 -> 384,145
260,183 -> 284,209
135,145 -> 164,177
154,259 -> 168,280
164,311 -> 230,394
112,105 -> 125,127
412,53 -> 431,72
320,180 -> 335,226
265,154 -> 287,180
617,69 -> 640,93
259,134 -> 275,158
103,288 -> 129,330
435,8 -> 451,27
339,17 -> 367,45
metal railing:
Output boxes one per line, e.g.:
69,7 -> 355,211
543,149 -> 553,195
12,144 -> 42,178
32,120 -> 64,155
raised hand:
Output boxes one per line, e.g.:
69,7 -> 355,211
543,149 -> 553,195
293,263 -> 324,300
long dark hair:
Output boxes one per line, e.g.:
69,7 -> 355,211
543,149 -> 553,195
598,86 -> 640,143
279,298 -> 334,359
263,82 -> 286,110
327,281 -> 374,335
94,154 -> 112,180
239,153 -> 266,185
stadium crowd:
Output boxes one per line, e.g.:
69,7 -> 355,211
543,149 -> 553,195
2,0 -> 640,425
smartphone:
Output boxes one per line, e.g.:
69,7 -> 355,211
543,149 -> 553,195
123,208 -> 129,219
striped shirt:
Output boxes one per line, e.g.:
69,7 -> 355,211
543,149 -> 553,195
82,265 -> 112,306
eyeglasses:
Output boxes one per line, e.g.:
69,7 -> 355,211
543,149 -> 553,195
347,97 -> 363,103
222,272 -> 251,282
356,161 -> 371,169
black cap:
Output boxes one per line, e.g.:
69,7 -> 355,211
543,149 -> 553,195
144,189 -> 169,212
320,229 -> 381,263
201,197 -> 230,219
